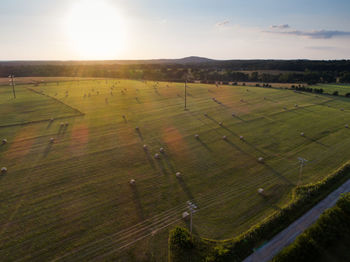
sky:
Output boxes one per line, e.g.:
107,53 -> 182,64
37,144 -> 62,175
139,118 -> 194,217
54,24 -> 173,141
0,0 -> 350,60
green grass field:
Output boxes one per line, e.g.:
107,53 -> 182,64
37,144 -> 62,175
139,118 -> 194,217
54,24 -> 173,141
311,83 -> 350,96
1,79 -> 350,261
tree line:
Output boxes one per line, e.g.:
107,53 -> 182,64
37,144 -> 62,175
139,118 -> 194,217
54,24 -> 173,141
1,59 -> 350,84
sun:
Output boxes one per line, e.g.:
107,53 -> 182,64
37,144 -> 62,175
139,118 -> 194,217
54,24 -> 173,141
65,0 -> 125,60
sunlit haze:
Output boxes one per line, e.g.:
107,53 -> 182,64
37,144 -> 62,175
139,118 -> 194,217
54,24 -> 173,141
65,0 -> 125,59
0,0 -> 350,60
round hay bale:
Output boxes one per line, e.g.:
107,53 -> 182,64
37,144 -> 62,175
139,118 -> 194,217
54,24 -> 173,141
50,138 -> 55,143
143,144 -> 148,150
204,113 -> 208,117
1,167 -> 7,174
129,179 -> 136,185
258,157 -> 264,163
50,118 -> 54,122
2,138 -> 7,144
257,188 -> 264,194
65,122 -> 69,126
219,122 -> 223,126
135,126 -> 139,131
232,113 -> 235,117
60,122 -> 64,127
159,147 -> 165,153
182,211 -> 189,219
154,153 -> 160,159
345,124 -> 349,128
122,115 -> 126,119
295,104 -> 298,107
212,97 -> 216,101
194,134 -> 199,139
222,135 -> 227,140
175,172 -> 181,177
341,108 -> 344,111
300,132 -> 305,137
239,136 -> 244,140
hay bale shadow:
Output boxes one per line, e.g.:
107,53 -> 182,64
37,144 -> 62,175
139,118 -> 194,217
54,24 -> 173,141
43,143 -> 53,158
232,115 -> 246,122
224,139 -> 250,156
136,129 -> 143,141
206,115 -> 219,124
131,186 -> 145,221
156,158 -> 169,176
260,194 -> 283,211
264,164 -> 294,186
144,151 -> 156,169
46,120 -> 53,129
197,138 -> 212,152
162,154 -> 176,173
177,176 -> 195,201
62,125 -> 68,135
304,135 -> 329,148
57,125 -> 64,135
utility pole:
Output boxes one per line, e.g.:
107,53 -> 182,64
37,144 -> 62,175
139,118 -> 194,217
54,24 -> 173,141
8,75 -> 16,99
184,80 -> 187,110
298,157 -> 308,185
186,201 -> 197,236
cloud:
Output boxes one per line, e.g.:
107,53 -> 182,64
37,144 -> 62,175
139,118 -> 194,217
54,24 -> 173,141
266,29 -> 350,39
305,46 -> 336,50
271,24 -> 290,29
216,20 -> 230,27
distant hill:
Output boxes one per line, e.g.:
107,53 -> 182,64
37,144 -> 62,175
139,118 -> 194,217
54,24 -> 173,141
154,56 -> 216,64
0,56 -> 217,66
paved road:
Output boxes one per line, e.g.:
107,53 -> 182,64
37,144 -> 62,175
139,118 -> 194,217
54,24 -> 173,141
243,178 -> 350,262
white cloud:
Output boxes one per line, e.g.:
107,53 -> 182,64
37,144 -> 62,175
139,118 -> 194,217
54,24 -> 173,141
270,24 -> 290,29
215,20 -> 230,27
266,29 -> 350,39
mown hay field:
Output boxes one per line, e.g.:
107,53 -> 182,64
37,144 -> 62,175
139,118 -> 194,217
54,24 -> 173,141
1,79 -> 350,261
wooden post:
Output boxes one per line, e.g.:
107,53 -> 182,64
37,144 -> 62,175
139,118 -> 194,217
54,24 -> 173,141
184,80 -> 187,110
10,75 -> 16,99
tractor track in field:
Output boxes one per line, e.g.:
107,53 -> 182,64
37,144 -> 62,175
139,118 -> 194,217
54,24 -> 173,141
24,86 -> 85,117
0,114 -> 84,129
50,184 -> 265,261
22,159 -> 303,261
4,83 -> 350,261
0,86 -> 85,129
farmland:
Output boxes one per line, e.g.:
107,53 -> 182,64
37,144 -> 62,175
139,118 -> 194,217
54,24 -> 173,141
310,83 -> 350,96
1,79 -> 350,261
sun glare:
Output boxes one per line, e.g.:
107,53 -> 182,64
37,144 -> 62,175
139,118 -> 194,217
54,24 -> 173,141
65,0 -> 125,59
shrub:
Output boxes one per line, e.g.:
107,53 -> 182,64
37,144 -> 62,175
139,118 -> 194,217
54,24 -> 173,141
272,193 -> 350,262
169,227 -> 194,262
